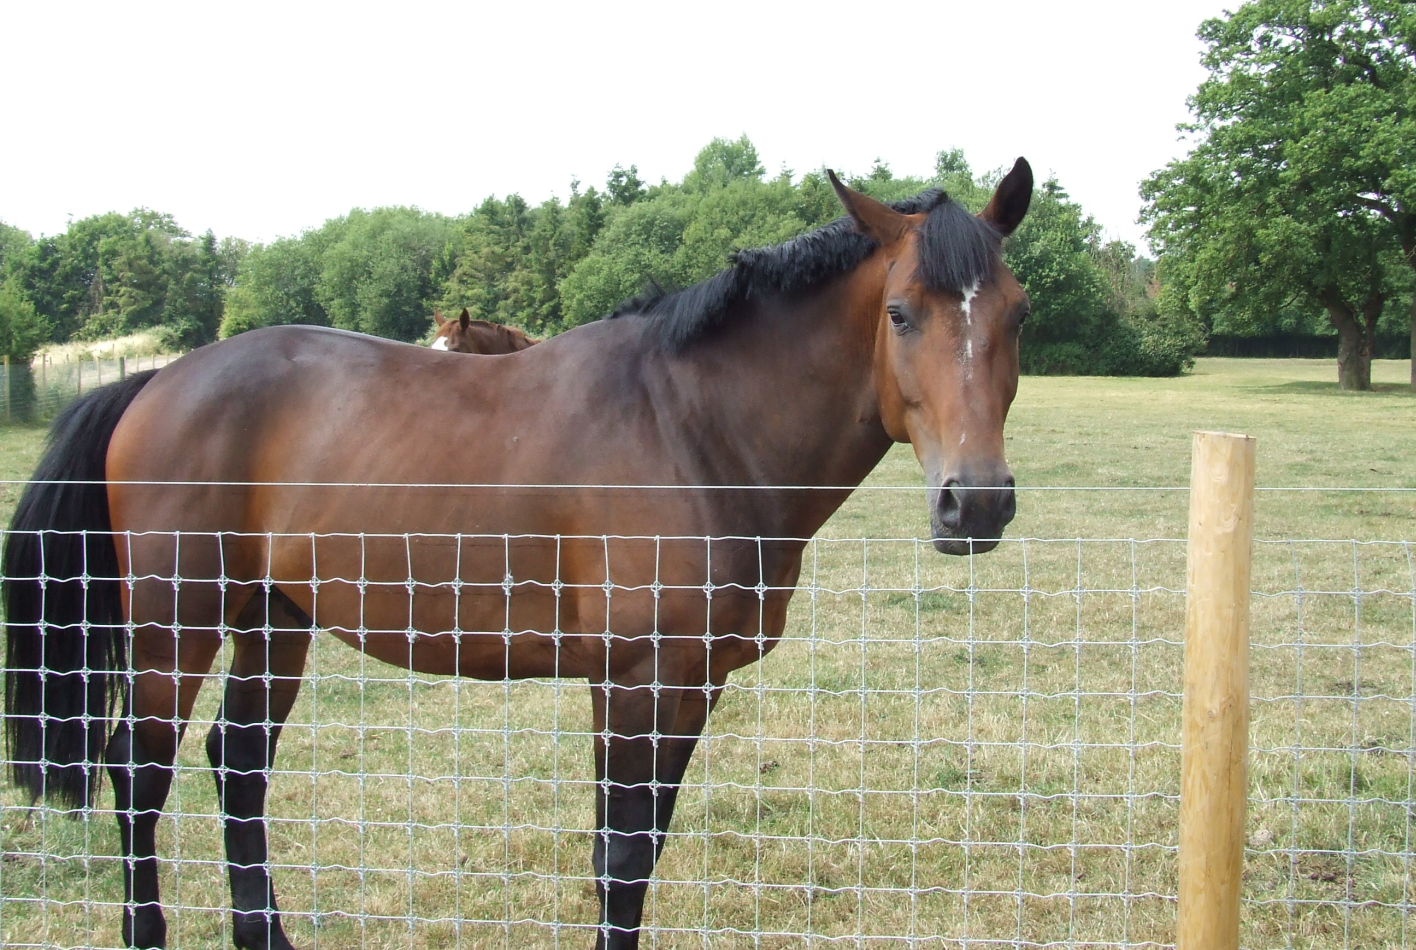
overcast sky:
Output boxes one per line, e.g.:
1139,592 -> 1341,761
2,1 -> 1232,250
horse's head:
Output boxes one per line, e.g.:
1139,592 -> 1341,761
431,309 -> 538,354
830,160 -> 1033,555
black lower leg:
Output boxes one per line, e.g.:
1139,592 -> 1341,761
206,705 -> 293,950
592,787 -> 658,950
107,721 -> 175,949
653,689 -> 718,860
590,682 -> 712,950
208,601 -> 309,950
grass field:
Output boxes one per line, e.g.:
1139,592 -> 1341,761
1,358 -> 1413,949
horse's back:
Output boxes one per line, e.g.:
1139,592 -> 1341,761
105,322 -> 673,534
112,326 -> 512,478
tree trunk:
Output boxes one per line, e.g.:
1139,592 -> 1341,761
1409,286 -> 1414,390
1326,304 -> 1372,391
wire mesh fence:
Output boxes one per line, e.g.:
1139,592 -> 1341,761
0,513 -> 1412,948
0,354 -> 182,424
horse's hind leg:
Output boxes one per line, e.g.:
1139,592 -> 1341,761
206,588 -> 311,950
106,624 -> 223,948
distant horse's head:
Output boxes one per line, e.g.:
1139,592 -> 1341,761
431,309 -> 538,354
829,160 -> 1033,554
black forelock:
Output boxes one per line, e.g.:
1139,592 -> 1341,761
609,187 -> 999,351
916,198 -> 1001,294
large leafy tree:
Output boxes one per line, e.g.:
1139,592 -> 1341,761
316,208 -> 458,341
0,221 -> 31,273
557,153 -> 825,327
440,195 -> 539,331
1143,0 -> 1414,390
0,279 -> 48,362
11,210 -> 238,347
220,225 -> 342,338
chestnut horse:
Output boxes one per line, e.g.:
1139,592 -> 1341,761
430,307 -> 538,353
4,162 -> 1033,950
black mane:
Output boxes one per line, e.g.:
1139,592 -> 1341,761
608,189 -> 1001,351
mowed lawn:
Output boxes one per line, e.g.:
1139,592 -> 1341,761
1,358 -> 1413,950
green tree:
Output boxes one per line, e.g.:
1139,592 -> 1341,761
0,278 -> 49,362
438,175 -> 613,336
606,165 -> 646,206
1142,0 -> 1413,390
154,230 -> 228,347
316,208 -> 458,341
7,209 -> 246,347
0,221 -> 32,273
681,135 -> 765,192
15,212 -> 143,341
220,225 -> 340,338
439,195 -> 538,330
557,190 -> 697,326
1007,180 -> 1114,373
215,236 -> 251,288
559,140 -> 822,326
0,277 -> 47,421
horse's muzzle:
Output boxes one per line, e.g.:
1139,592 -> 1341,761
929,473 -> 1016,555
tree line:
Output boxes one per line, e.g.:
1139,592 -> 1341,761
0,137 -> 1195,376
3,1 -> 1410,388
0,213 -> 246,362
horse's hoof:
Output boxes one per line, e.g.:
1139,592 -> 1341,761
124,902 -> 167,948
231,912 -> 297,950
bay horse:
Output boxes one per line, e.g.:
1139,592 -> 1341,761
430,307 -> 538,353
3,161 -> 1033,950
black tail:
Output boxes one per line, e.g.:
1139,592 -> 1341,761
4,370 -> 158,808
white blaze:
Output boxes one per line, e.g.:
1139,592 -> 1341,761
431,336 -> 450,351
958,281 -> 981,443
960,282 -> 979,324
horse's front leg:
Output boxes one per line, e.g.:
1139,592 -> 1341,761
205,591 -> 311,950
589,671 -> 713,950
651,685 -> 721,861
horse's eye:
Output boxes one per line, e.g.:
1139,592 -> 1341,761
1018,309 -> 1030,327
887,307 -> 910,331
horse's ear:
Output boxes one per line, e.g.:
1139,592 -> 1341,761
434,309 -> 446,327
827,169 -> 909,245
980,157 -> 1033,237
459,308 -> 470,331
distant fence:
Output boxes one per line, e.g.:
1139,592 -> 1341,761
0,353 -> 182,423
0,484 -> 1413,946
1205,333 -> 1411,360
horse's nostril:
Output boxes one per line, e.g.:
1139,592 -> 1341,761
937,479 -> 963,529
1000,483 -> 1017,525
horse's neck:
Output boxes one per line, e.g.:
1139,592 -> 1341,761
659,267 -> 894,535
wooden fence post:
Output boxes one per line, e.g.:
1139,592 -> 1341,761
1179,431 -> 1257,950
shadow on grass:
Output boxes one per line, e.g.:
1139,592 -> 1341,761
1248,381 -> 1416,397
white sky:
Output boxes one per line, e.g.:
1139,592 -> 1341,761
1,1 -> 1232,250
